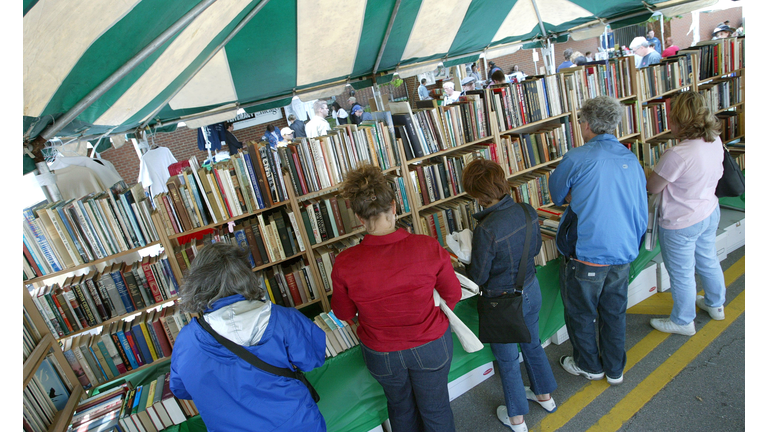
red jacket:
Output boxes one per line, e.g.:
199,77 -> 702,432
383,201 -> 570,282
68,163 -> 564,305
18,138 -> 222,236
331,229 -> 462,352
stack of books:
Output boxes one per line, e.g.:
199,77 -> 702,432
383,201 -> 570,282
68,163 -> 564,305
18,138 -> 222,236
65,383 -> 130,432
408,155 -> 470,208
23,181 -> 159,280
489,75 -> 567,131
60,304 -> 189,391
536,206 -> 565,266
717,111 -> 743,142
115,373 -> 197,432
260,260 -> 321,308
641,137 -> 678,171
509,171 -> 553,209
24,354 -> 73,432
641,97 -> 672,139
300,195 -> 364,246
637,54 -> 693,100
313,311 -> 360,358
27,253 -> 178,339
699,76 -> 741,113
311,235 -> 366,294
419,197 -> 480,248
694,36 -> 744,81
615,101 -> 639,138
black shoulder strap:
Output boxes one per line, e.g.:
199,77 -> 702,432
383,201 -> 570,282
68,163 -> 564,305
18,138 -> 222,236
515,206 -> 533,291
196,316 -> 298,379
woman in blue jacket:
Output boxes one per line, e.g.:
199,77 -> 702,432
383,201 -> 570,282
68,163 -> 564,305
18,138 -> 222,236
463,159 -> 557,432
170,242 -> 327,431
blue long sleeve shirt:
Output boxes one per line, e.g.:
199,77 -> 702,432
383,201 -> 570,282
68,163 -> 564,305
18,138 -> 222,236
548,134 -> 648,265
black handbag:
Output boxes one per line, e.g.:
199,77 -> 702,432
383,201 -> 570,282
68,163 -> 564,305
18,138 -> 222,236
476,206 -> 533,344
197,316 -> 321,403
715,144 -> 745,198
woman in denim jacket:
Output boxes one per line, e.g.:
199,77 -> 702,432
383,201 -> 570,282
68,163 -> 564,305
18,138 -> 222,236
463,159 -> 558,432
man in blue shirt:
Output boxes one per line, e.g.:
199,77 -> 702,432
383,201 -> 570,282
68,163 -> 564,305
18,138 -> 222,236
548,96 -> 647,387
418,78 -> 431,100
351,104 -> 373,122
556,48 -> 574,72
630,37 -> 661,68
646,30 -> 662,54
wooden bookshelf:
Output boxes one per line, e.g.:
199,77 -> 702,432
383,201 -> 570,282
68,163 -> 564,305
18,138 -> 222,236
251,251 -> 306,273
507,158 -> 562,181
644,129 -> 673,141
23,333 -> 54,388
406,135 -> 495,165
167,201 -> 289,240
500,112 -> 572,135
311,227 -> 366,249
47,385 -> 83,432
55,297 -> 178,342
618,132 -> 641,141
24,241 -> 162,286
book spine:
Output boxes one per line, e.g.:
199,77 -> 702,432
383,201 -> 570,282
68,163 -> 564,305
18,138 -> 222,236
110,271 -> 136,313
234,229 -> 256,268
141,261 -> 165,303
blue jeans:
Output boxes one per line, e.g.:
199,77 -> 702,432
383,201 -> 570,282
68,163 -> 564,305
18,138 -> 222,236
489,278 -> 558,417
360,328 -> 455,432
560,258 -> 631,378
659,206 -> 726,325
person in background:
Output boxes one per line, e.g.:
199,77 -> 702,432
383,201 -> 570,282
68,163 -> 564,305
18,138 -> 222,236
288,114 -> 307,138
224,122 -> 243,154
331,101 -> 349,125
351,104 -> 373,122
508,65 -> 526,83
646,91 -> 727,336
348,96 -> 359,111
443,81 -> 461,104
570,51 -> 584,63
630,36 -> 662,68
418,78 -> 431,100
488,61 -> 503,78
585,51 -> 594,61
305,100 -> 331,138
261,124 -> 284,149
646,30 -> 662,54
170,242 -> 327,431
469,63 -> 482,82
712,23 -> 734,39
548,96 -> 647,387
348,96 -> 364,125
491,70 -> 508,85
463,159 -> 558,432
661,36 -> 679,58
557,48 -> 574,72
460,76 -> 476,96
331,164 -> 462,432
573,55 -> 588,66
281,127 -> 294,142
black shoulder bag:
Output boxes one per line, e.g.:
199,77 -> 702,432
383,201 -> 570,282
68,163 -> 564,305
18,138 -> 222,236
476,206 -> 533,344
715,143 -> 745,198
197,316 -> 320,403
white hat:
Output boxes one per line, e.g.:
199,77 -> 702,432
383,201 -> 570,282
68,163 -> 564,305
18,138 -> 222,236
629,37 -> 649,50
281,127 -> 294,136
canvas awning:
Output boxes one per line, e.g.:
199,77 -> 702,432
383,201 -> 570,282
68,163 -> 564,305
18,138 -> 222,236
23,0 -> 718,146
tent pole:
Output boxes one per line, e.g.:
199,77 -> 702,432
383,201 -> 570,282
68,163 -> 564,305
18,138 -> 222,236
139,0 -> 273,130
530,0 -> 549,40
35,0 -> 219,142
373,0 -> 401,76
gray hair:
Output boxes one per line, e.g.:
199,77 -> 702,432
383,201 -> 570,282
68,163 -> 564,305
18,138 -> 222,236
580,96 -> 623,134
630,37 -> 650,50
313,99 -> 327,112
288,114 -> 296,122
178,242 -> 265,314
563,48 -> 573,60
348,96 -> 357,104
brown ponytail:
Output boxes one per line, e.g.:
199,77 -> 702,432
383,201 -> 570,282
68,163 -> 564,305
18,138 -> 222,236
339,164 -> 395,220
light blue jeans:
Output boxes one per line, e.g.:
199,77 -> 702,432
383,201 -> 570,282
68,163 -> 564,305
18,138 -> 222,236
658,206 -> 726,326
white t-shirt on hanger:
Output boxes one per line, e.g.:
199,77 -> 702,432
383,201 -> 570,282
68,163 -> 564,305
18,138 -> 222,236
138,146 -> 178,198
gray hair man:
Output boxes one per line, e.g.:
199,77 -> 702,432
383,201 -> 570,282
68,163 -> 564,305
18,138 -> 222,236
549,96 -> 647,387
557,48 -> 575,72
630,36 -> 661,68
305,100 -> 331,138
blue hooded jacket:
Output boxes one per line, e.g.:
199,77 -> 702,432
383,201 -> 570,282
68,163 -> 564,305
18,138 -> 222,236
170,295 -> 326,431
548,134 -> 647,265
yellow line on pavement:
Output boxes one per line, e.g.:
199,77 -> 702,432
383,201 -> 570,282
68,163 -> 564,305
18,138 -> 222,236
532,255 -> 745,432
585,290 -> 746,432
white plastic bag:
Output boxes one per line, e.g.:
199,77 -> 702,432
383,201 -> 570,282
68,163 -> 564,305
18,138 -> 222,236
445,229 -> 473,264
434,289 -> 484,353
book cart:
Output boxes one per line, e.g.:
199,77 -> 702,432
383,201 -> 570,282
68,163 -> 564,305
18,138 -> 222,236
22,36 -> 744,432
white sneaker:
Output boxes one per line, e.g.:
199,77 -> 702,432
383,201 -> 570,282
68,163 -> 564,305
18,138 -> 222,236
606,374 -> 624,386
696,295 -> 725,320
559,356 -> 605,380
650,318 -> 696,336
496,406 -> 528,432
525,386 -> 557,412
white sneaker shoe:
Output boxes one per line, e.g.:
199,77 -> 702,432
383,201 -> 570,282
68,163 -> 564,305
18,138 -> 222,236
696,295 -> 725,320
496,406 -> 528,432
650,318 -> 696,336
559,356 -> 605,380
606,374 -> 624,386
525,387 -> 557,412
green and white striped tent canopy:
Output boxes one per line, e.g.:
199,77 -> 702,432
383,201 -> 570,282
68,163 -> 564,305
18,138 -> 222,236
23,0 -> 717,147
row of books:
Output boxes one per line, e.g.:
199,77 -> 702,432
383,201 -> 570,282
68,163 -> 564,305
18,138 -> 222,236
615,101 -> 639,138
23,181 -> 159,279
313,311 -> 360,358
733,152 -> 745,171
418,197 -> 481,247
260,259 -> 324,308
300,196 -> 364,246
641,138 -> 678,170
570,57 -> 636,104
637,54 -> 693,101
23,306 -> 43,362
501,121 -> 574,173
717,111 -> 743,142
699,76 -> 742,114
509,171 -> 553,209
281,120 -> 401,197
24,354 -> 73,432
535,207 -> 564,267
65,375 -> 195,432
311,235 -> 366,294
490,75 -> 568,132
27,253 -> 178,338
641,97 -> 672,139
61,303 -> 189,391
694,36 -> 744,81
409,155 -> 470,208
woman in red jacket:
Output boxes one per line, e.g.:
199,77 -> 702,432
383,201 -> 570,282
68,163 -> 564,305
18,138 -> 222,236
331,164 -> 462,432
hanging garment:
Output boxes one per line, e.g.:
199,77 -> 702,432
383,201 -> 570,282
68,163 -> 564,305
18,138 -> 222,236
138,146 -> 178,197
197,122 -> 227,151
49,156 -> 124,189
54,165 -> 107,200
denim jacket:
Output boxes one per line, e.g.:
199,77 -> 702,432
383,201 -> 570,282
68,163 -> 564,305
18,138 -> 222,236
466,195 -> 542,296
